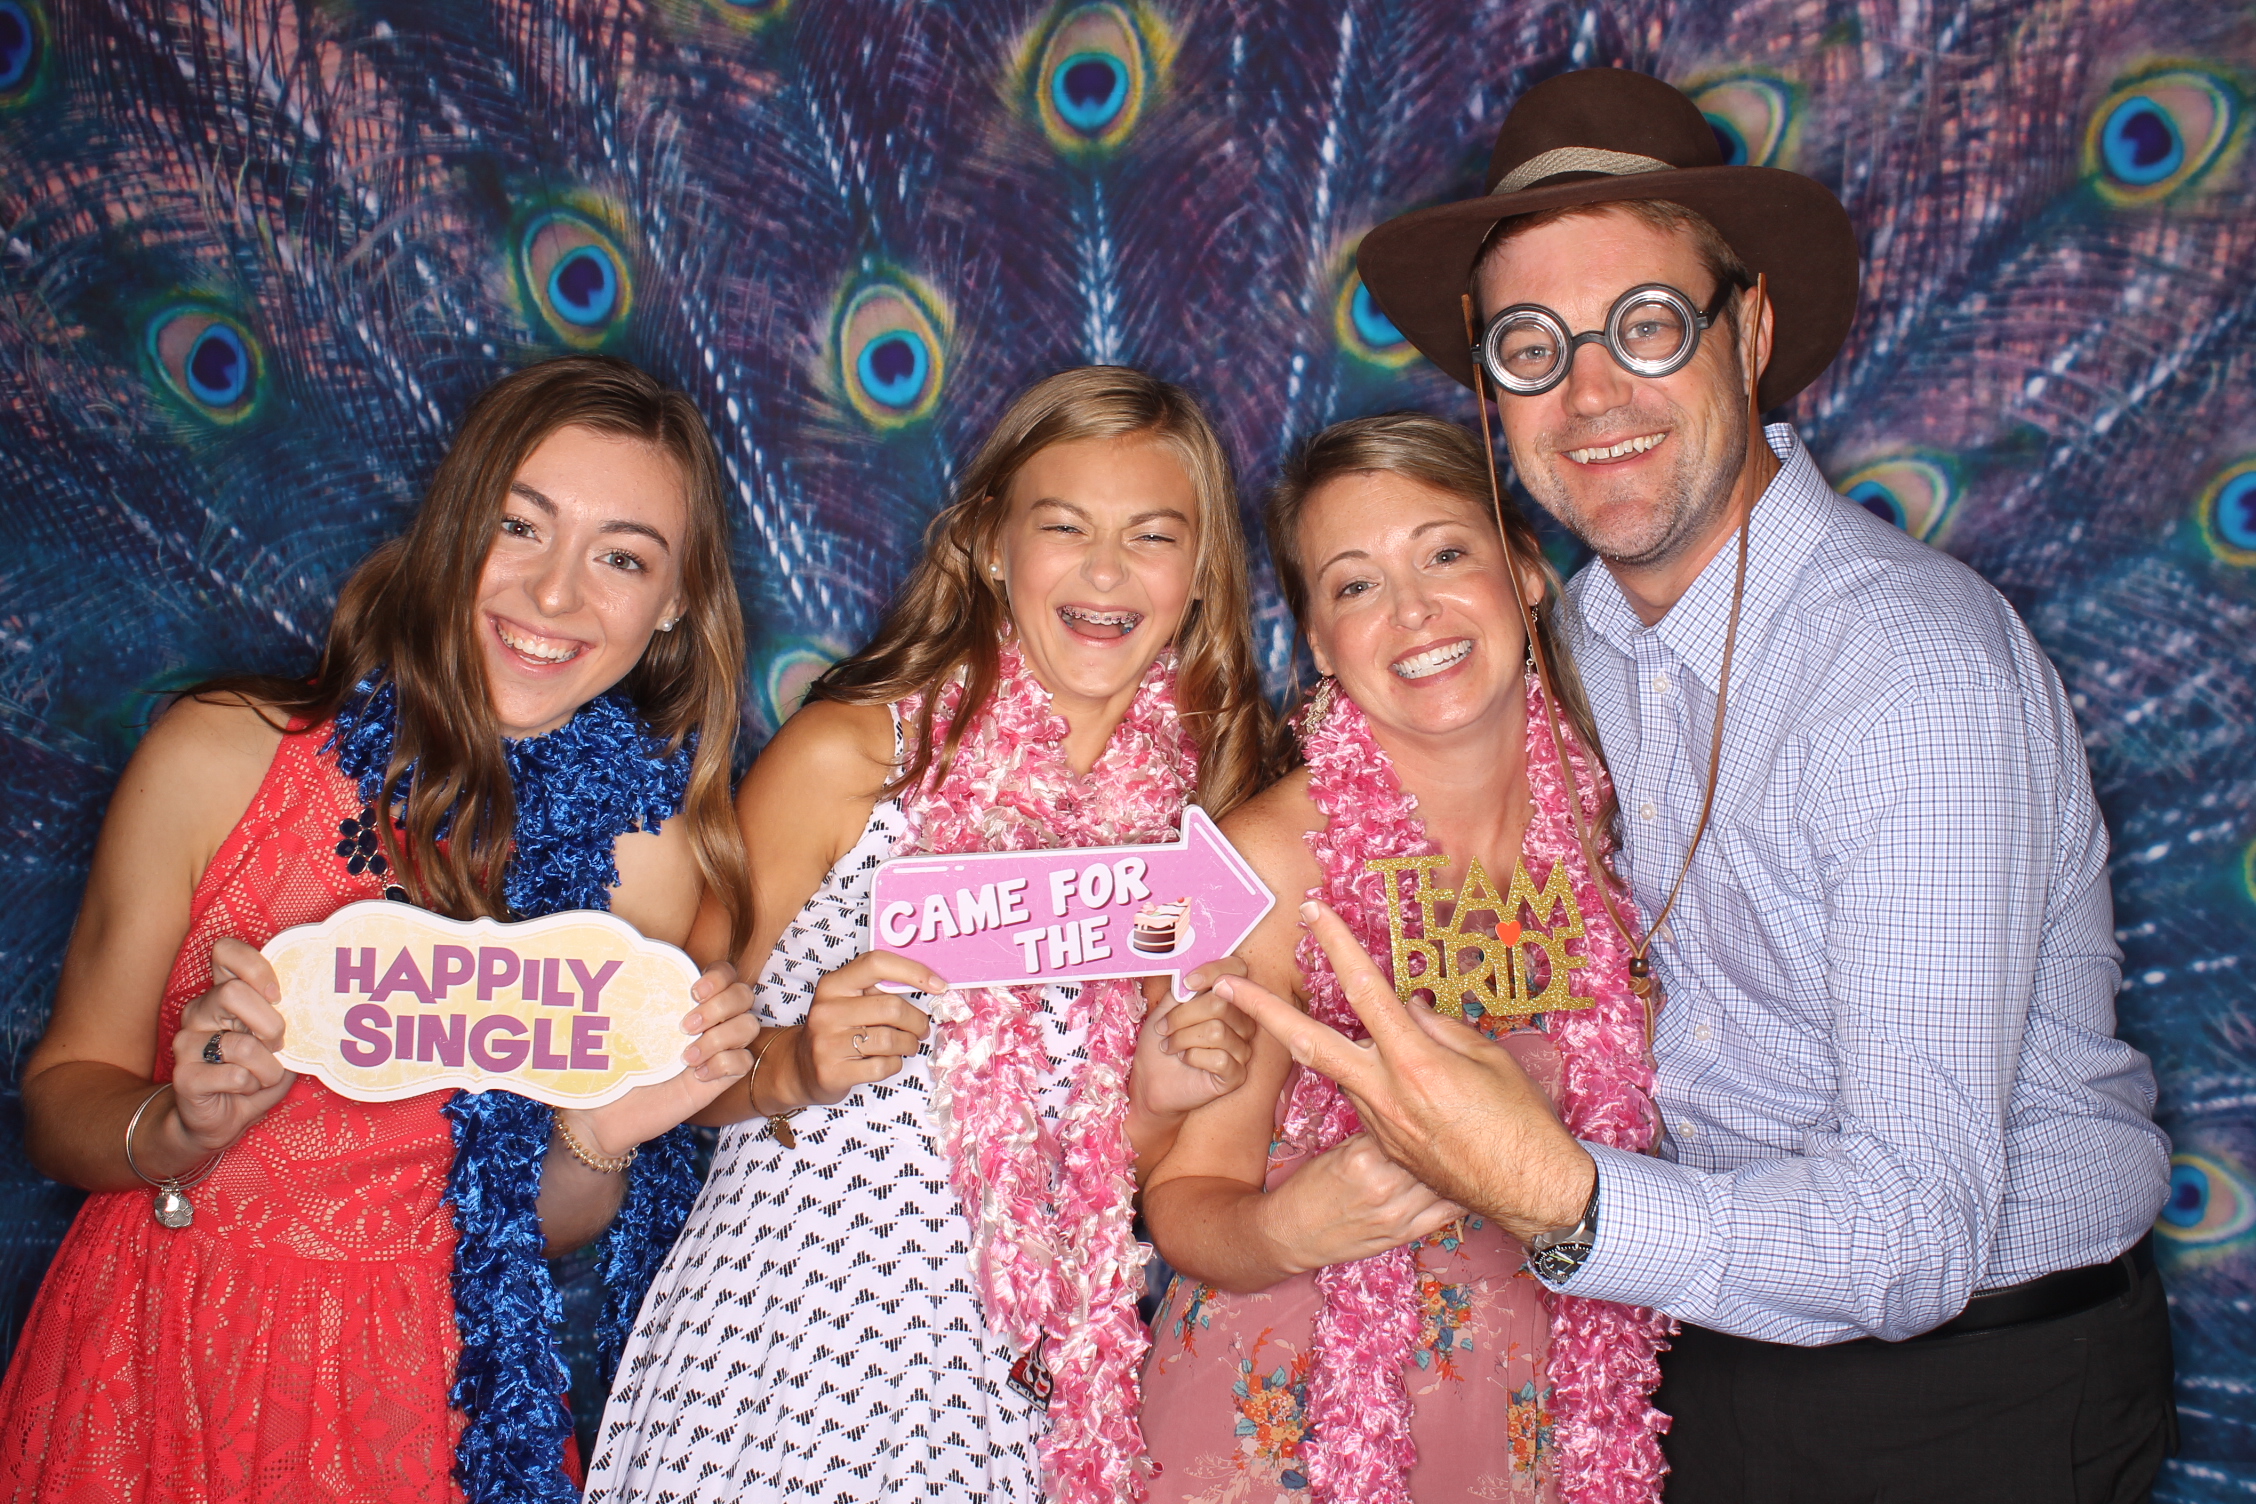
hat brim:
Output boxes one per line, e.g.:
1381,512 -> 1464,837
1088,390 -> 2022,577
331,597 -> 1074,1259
1356,165 -> 1858,412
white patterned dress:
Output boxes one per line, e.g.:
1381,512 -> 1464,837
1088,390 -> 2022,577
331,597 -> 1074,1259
584,794 -> 1091,1502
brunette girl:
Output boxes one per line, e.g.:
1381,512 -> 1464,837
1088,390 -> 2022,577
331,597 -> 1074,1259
584,366 -> 1271,1504
2,355 -> 761,1502
1139,414 -> 1670,1504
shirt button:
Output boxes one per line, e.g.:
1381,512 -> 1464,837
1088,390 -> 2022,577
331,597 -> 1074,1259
1652,674 -> 1672,694
1693,1023 -> 1712,1042
1676,1119 -> 1699,1140
1638,802 -> 1658,822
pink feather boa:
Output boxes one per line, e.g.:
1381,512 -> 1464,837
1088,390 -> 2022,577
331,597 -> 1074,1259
1282,673 -> 1674,1504
895,640 -> 1194,1504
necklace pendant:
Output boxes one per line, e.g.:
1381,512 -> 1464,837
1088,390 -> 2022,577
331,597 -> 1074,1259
153,1185 -> 194,1229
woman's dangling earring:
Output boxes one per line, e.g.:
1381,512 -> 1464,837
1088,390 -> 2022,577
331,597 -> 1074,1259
1299,675 -> 1339,738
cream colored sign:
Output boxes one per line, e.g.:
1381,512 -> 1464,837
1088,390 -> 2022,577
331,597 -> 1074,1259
264,901 -> 699,1109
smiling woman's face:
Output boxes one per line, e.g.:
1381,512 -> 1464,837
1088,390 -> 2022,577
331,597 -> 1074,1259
1297,468 -> 1540,744
474,423 -> 688,738
989,433 -> 1201,722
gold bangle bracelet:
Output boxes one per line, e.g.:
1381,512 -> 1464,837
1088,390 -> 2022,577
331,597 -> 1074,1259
554,1115 -> 637,1175
746,1025 -> 803,1149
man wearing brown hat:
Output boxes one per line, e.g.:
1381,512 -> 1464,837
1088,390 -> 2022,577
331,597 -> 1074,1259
1216,68 -> 2176,1501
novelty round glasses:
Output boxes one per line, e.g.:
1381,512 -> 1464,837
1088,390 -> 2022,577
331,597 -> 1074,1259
1475,282 -> 1738,396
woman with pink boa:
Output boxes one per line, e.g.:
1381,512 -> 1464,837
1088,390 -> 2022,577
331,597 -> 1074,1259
1141,412 -> 1671,1504
583,366 -> 1275,1504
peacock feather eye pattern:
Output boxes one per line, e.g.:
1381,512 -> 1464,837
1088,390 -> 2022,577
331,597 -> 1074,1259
145,306 -> 262,423
700,0 -> 791,32
1835,455 -> 1958,542
1020,1 -> 1171,156
2160,1152 -> 2256,1250
516,208 -> 635,348
759,639 -> 846,732
0,1 -> 45,105
2196,457 -> 2256,566
833,275 -> 950,429
2084,68 -> 2243,207
1335,269 -> 1416,370
1688,74 -> 1797,168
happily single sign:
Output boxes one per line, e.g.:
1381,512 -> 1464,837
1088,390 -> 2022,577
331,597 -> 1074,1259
264,901 -> 700,1109
866,805 -> 1275,996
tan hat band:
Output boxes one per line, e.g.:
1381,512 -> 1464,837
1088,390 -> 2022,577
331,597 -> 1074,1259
1494,147 -> 1673,195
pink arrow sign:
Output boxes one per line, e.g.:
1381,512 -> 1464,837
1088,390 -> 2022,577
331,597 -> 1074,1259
866,805 -> 1275,998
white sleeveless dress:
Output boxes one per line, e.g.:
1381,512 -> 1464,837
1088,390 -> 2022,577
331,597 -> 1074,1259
584,792 -> 1090,1503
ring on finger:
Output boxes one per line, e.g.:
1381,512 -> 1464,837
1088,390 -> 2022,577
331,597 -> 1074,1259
851,1029 -> 870,1059
202,1031 -> 228,1066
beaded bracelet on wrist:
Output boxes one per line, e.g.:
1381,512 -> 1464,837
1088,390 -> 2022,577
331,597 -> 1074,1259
555,1115 -> 637,1175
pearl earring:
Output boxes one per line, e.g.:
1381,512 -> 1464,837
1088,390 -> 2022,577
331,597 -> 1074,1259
658,618 -> 678,633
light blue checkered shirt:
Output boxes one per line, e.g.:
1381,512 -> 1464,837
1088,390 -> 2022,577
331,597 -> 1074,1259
1552,424 -> 2170,1345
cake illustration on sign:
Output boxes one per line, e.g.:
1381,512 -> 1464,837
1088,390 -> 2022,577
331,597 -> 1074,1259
1131,899 -> 1191,956
865,806 -> 1273,997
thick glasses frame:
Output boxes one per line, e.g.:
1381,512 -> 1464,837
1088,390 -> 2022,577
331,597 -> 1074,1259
1475,282 -> 1737,396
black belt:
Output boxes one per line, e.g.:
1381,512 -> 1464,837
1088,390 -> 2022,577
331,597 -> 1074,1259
1903,1233 -> 2154,1342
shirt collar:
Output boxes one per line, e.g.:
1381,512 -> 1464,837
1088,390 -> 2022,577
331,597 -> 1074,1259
1570,424 -> 1838,690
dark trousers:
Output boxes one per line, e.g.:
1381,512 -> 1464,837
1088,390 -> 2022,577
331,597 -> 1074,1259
1654,1252 -> 2176,1504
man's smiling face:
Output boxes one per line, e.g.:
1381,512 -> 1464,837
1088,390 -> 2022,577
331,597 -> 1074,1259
1475,205 -> 1756,572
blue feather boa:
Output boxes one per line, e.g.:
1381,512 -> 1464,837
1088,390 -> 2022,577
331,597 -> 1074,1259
328,680 -> 704,1501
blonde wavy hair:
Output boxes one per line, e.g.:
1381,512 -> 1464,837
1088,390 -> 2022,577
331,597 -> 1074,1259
810,366 -> 1271,819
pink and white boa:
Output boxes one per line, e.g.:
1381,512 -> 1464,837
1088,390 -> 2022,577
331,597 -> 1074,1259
895,639 -> 1195,1504
1281,673 -> 1674,1504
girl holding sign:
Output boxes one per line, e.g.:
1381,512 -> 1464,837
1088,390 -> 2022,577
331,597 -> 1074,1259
585,367 -> 1270,1504
1137,415 -> 1669,1503
2,356 -> 762,1503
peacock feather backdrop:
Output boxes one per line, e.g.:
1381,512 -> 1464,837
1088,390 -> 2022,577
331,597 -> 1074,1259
1,0 -> 2251,1493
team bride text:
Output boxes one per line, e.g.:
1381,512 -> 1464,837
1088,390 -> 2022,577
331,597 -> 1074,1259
1363,854 -> 1594,1022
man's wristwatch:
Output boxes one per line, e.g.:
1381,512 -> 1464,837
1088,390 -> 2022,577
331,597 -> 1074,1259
1526,1177 -> 1600,1285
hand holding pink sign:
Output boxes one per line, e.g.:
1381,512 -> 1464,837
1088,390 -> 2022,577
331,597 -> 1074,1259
865,806 -> 1275,998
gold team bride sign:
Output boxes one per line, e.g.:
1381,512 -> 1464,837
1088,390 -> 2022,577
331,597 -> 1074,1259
1363,854 -> 1594,1021
264,901 -> 699,1109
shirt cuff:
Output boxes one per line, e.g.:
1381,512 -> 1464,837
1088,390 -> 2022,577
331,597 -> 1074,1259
1538,1142 -> 1715,1310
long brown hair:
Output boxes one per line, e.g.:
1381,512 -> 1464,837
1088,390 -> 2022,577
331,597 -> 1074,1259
198,355 -> 752,957
809,366 -> 1271,819
1264,410 -> 1619,834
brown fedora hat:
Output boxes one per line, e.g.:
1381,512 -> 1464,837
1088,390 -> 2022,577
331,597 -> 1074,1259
1357,68 -> 1859,412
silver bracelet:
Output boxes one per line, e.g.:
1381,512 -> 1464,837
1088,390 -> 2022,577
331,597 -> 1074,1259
123,1083 -> 223,1230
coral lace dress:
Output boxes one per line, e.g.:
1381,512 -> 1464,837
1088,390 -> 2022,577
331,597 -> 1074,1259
0,723 -> 463,1502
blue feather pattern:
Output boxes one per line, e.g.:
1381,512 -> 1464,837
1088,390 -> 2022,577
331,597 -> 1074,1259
2,0 -> 2254,1495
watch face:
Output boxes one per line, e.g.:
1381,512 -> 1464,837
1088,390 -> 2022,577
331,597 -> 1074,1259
1531,1241 -> 1593,1284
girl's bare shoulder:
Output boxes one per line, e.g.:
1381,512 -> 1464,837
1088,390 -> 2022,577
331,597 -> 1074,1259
1217,768 -> 1321,893
750,698 -> 896,794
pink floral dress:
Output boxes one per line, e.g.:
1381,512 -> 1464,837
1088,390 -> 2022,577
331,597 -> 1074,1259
1140,1034 -> 1564,1503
